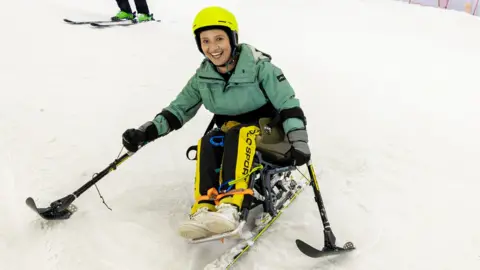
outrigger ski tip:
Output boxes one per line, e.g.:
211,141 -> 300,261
25,196 -> 77,220
295,239 -> 356,258
25,151 -> 134,221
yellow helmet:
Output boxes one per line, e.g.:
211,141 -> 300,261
192,6 -> 239,54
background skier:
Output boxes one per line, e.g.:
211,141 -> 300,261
121,6 -> 311,240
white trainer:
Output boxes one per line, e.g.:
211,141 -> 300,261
178,207 -> 214,240
203,203 -> 240,234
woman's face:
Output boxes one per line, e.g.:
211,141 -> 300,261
199,29 -> 232,66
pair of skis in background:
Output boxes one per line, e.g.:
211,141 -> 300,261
63,18 -> 161,28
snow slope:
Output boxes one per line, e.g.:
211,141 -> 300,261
1,0 -> 480,269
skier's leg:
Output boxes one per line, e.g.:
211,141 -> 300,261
190,129 -> 224,214
221,124 -> 260,207
115,0 -> 132,13
178,129 -> 224,239
204,123 -> 260,234
133,0 -> 150,14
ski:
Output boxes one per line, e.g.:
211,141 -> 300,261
204,176 -> 309,269
295,239 -> 355,258
90,19 -> 161,28
25,196 -> 77,220
63,18 -> 160,27
90,20 -> 135,27
63,18 -> 117,25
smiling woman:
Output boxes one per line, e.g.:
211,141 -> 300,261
121,6 -> 311,240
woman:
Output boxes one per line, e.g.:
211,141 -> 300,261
121,6 -> 311,239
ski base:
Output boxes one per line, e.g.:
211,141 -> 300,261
204,214 -> 281,269
90,19 -> 161,28
63,18 -> 114,25
63,18 -> 161,28
295,239 -> 356,258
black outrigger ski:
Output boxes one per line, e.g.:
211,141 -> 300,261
295,162 -> 356,257
26,195 -> 77,220
26,151 -> 134,220
296,239 -> 355,258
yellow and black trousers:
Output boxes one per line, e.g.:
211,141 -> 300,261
191,122 -> 260,214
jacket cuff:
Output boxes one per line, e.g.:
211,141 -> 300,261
157,109 -> 182,130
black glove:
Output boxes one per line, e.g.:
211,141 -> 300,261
122,121 -> 159,152
287,129 -> 311,166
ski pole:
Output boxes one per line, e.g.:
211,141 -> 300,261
306,161 -> 337,248
25,148 -> 138,220
295,160 -> 356,257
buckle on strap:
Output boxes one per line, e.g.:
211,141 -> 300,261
196,187 -> 254,205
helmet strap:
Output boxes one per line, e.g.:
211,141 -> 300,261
214,49 -> 239,72
215,57 -> 233,68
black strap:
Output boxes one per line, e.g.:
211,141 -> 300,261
204,115 -> 216,135
259,82 -> 270,103
186,145 -> 198,161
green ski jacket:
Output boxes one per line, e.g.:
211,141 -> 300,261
152,43 -> 306,137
